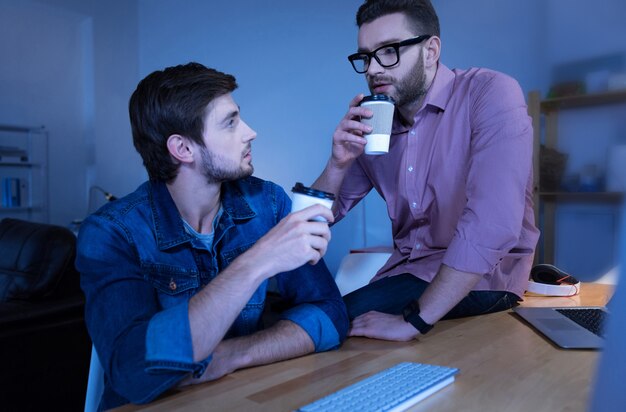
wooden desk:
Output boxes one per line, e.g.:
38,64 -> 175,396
115,283 -> 612,412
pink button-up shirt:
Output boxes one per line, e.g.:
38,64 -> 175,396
335,64 -> 539,298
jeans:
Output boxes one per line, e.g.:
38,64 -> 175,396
343,273 -> 520,320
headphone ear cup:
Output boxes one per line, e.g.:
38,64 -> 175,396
530,263 -> 580,284
527,264 -> 580,296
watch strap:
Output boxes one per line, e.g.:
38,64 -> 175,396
402,300 -> 434,335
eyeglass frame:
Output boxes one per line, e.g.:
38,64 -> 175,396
347,34 -> 433,74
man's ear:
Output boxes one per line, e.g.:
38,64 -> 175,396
424,35 -> 441,68
166,134 -> 194,163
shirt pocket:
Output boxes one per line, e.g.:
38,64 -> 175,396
143,263 -> 200,308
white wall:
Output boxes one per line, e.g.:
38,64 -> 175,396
434,0 -> 546,91
0,0 -> 90,225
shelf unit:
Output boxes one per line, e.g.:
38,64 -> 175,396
528,90 -> 626,264
0,124 -> 49,222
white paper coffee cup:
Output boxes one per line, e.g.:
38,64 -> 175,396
291,182 -> 335,222
359,94 -> 395,155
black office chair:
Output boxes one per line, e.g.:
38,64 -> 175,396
0,218 -> 91,412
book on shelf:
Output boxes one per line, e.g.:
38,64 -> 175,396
1,177 -> 27,207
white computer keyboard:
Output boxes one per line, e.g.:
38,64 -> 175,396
296,362 -> 459,412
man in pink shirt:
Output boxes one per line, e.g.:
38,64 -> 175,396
313,0 -> 539,341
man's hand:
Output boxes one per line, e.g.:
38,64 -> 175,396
311,94 -> 372,197
348,311 -> 419,342
330,94 -> 372,168
245,204 -> 334,276
178,339 -> 240,386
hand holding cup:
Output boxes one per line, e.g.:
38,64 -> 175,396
359,94 -> 395,155
291,182 -> 335,222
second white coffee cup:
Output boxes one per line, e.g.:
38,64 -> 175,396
291,182 -> 335,222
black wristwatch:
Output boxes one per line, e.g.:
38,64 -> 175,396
402,299 -> 434,335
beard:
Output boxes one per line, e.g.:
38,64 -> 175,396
368,52 -> 427,108
199,145 -> 253,184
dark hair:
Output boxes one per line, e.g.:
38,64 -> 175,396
129,62 -> 237,182
356,0 -> 440,37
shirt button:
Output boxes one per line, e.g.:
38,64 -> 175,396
411,202 -> 417,208
415,243 -> 421,249
169,279 -> 177,291
410,130 -> 416,135
408,166 -> 414,172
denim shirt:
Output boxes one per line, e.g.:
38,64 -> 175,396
76,177 -> 348,410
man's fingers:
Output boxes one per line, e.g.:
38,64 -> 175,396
334,132 -> 367,150
349,93 -> 366,108
308,234 -> 328,256
293,204 -> 334,224
346,106 -> 374,121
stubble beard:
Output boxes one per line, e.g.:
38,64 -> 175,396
200,145 -> 253,184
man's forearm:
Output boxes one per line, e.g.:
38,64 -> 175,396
189,320 -> 314,384
312,159 -> 350,197
226,319 -> 314,369
418,264 -> 483,325
188,256 -> 266,362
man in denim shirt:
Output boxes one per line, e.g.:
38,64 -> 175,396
76,62 -> 348,410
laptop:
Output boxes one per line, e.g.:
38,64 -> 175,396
513,305 -> 608,349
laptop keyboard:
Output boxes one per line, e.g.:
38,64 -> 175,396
556,308 -> 607,337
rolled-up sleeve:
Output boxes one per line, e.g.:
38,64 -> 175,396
280,303 -> 341,351
275,259 -> 348,351
443,72 -> 533,275
145,301 -> 210,376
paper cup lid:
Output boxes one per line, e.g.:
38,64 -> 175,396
360,94 -> 395,105
291,182 -> 335,200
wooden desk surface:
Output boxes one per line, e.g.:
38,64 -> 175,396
115,283 -> 612,412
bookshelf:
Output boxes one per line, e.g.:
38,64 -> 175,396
0,124 -> 49,222
528,90 -> 626,265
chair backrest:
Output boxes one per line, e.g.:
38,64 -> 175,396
334,251 -> 392,296
0,218 -> 79,302
84,345 -> 104,412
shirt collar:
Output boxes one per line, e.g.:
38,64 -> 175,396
425,63 -> 454,112
392,63 -> 455,133
149,179 -> 256,250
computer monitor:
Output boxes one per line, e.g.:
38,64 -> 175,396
589,205 -> 626,411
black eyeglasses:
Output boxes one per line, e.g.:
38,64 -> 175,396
347,34 -> 432,74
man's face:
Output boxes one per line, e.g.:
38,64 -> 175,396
198,93 -> 256,183
358,12 -> 428,108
